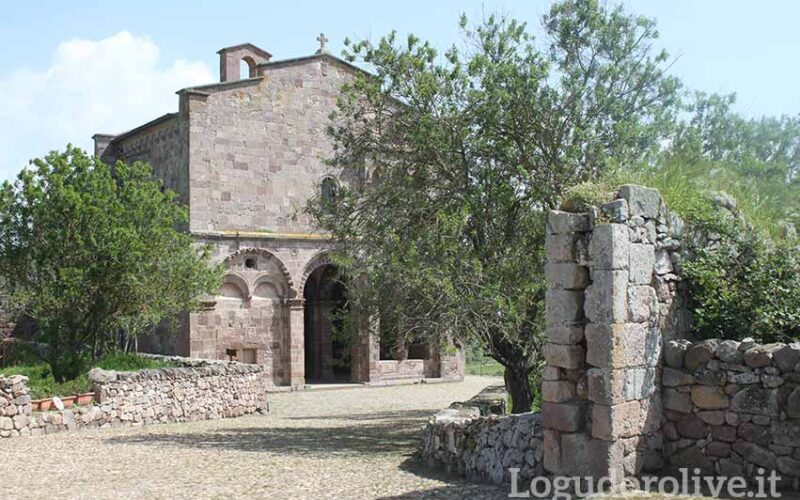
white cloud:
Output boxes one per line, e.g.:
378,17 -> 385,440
0,31 -> 213,180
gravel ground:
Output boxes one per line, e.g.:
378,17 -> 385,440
1,376 -> 510,500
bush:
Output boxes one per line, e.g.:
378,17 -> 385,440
683,232 -> 800,342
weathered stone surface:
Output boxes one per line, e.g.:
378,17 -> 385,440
684,340 -> 718,372
627,285 -> 657,323
716,340 -> 743,364
589,223 -> 630,270
549,210 -> 591,234
743,343 -> 782,368
546,325 -> 585,346
712,425 -> 737,443
677,414 -> 709,439
773,421 -> 800,447
664,340 -> 689,369
542,381 -> 576,403
662,367 -> 694,387
543,343 -> 584,370
618,185 -> 661,219
785,387 -> 800,418
545,263 -> 590,290
584,270 -> 628,323
663,389 -> 693,413
592,401 -> 641,441
542,402 -> 585,433
628,244 -> 655,285
706,441 -> 731,457
545,233 -> 577,263
718,458 -> 744,476
738,423 -> 770,445
668,445 -> 713,474
696,410 -> 726,426
731,386 -> 779,416
691,386 -> 729,410
732,442 -> 777,469
545,289 -> 585,326
694,369 -> 727,386
774,344 -> 800,373
778,456 -> 800,477
600,199 -> 628,223
585,322 -> 652,368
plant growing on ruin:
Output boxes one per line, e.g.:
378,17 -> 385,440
0,146 -> 222,381
310,0 -> 680,413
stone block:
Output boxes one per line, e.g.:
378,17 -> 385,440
774,343 -> 800,373
691,386 -> 728,410
561,433 -> 623,477
627,285 -> 657,323
545,289 -> 584,326
542,381 -> 577,403
662,388 -> 692,413
684,340 -> 718,372
587,368 -> 625,405
628,244 -> 655,284
589,223 -> 630,270
662,367 -> 695,387
546,325 -> 584,345
585,322 -> 653,368
548,210 -> 591,234
731,442 -> 777,470
716,340 -> 743,364
600,199 -> 629,223
542,402 -> 585,432
617,185 -> 660,219
584,270 -> 628,324
545,262 -> 589,290
664,340 -> 689,369
743,343 -> 782,368
772,421 -> 800,447
592,400 -> 642,441
545,233 -> 577,263
543,343 -> 584,369
730,386 -> 779,416
542,429 -> 562,474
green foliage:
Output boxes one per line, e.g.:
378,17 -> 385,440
682,233 -> 800,343
1,353 -> 175,399
94,352 -> 171,371
0,146 -> 222,381
316,2 -> 680,413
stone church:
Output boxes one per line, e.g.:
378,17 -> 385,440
92,39 -> 464,388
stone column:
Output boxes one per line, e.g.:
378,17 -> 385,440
542,210 -> 593,476
287,298 -> 305,388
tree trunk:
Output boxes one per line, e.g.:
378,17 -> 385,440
504,363 -> 533,414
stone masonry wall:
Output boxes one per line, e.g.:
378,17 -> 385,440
422,386 -> 543,485
662,338 -> 800,488
542,185 -> 688,482
0,357 -> 268,438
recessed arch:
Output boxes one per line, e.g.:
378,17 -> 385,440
219,273 -> 250,300
225,248 -> 296,296
299,251 -> 334,296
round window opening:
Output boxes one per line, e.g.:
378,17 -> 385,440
244,258 -> 256,269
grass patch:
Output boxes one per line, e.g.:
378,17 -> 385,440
465,358 -> 505,377
0,352 -> 174,400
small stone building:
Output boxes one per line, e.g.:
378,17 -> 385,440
92,40 -> 464,388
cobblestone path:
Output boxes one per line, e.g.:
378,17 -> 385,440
1,376 -> 510,499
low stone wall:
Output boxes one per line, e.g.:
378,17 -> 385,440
663,338 -> 800,486
0,358 -> 268,438
421,386 -> 542,485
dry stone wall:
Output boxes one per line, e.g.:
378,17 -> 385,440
422,386 -> 543,485
663,338 -> 800,488
0,357 -> 268,438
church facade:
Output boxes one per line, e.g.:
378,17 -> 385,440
93,41 -> 464,388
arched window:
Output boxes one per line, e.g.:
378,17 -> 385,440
240,56 -> 256,80
321,177 -> 337,207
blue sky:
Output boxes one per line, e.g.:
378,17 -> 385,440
1,0 -> 799,179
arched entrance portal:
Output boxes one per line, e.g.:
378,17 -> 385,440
303,264 -> 350,382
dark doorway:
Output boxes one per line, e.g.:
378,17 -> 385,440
303,265 -> 350,381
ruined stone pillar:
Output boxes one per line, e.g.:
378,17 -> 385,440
543,185 -> 666,484
287,298 -> 305,388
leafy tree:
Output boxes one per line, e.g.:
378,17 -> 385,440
673,91 -> 800,183
310,0 -> 680,412
0,146 -> 222,381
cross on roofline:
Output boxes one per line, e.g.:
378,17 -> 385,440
316,33 -> 329,55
